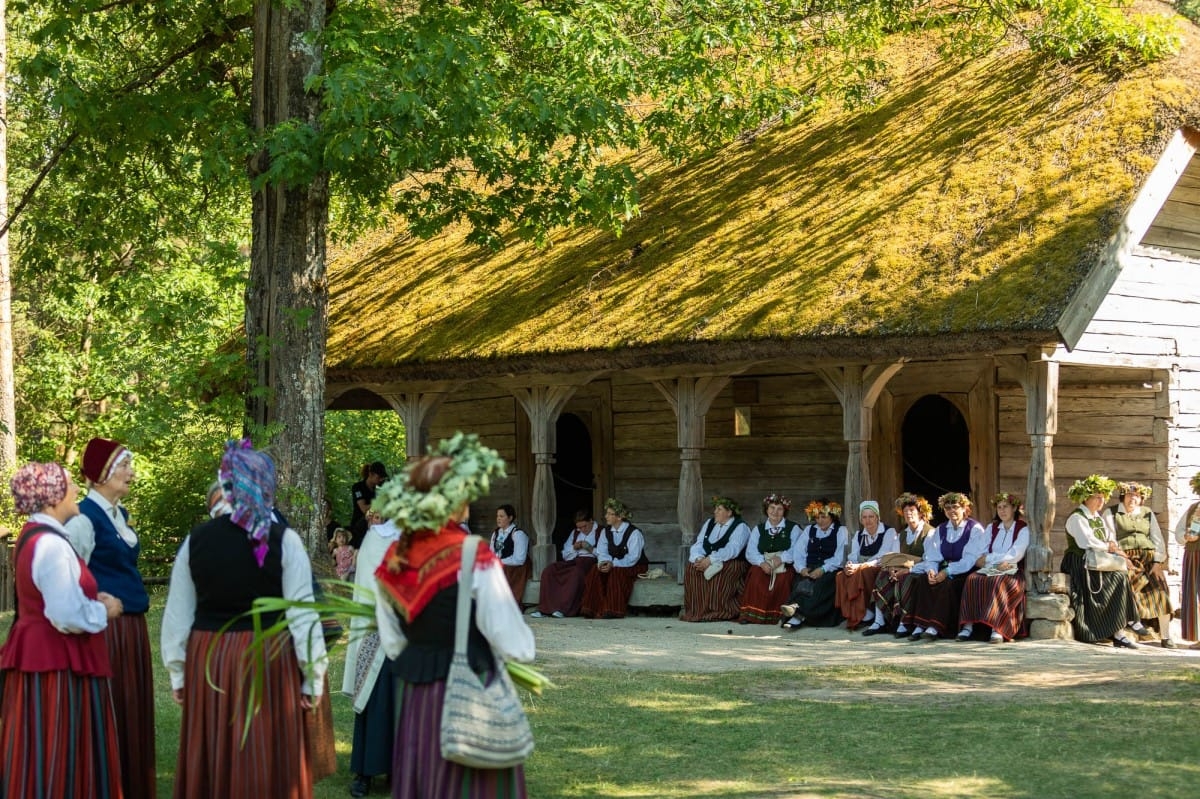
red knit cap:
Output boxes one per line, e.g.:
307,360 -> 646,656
81,437 -> 131,485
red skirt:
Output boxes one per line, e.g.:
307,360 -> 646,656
503,562 -> 532,606
1182,548 -> 1200,641
173,630 -> 312,799
680,560 -> 749,622
580,566 -> 639,618
739,565 -> 795,624
537,558 -> 595,616
958,572 -> 1026,641
835,565 -> 882,629
106,613 -> 157,799
0,669 -> 123,799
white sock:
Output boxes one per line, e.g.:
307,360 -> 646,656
1131,622 -> 1147,632
862,608 -> 876,624
958,624 -> 974,636
912,626 -> 925,636
896,624 -> 908,635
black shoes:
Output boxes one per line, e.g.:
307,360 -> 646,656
350,775 -> 372,797
1112,636 -> 1140,650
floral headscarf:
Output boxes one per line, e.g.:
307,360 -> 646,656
11,462 -> 69,516
218,439 -> 276,568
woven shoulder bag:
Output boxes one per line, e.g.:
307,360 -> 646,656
440,535 -> 534,768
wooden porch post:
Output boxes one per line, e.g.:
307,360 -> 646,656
817,363 -> 904,521
511,385 -> 579,575
379,390 -> 448,461
652,376 -> 730,581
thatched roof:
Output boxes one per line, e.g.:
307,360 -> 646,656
327,3 -> 1200,382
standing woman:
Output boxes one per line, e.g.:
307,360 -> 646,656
372,433 -> 535,799
580,498 -> 647,619
835,500 -> 898,631
779,500 -> 847,630
350,462 -> 389,548
1,462 -> 124,799
738,494 -> 801,625
490,504 -> 531,604
1175,472 -> 1200,646
957,492 -> 1030,643
865,493 -> 935,636
162,441 -> 327,798
1106,482 -> 1174,648
680,496 -> 750,622
1060,474 -> 1152,648
64,436 -> 157,799
899,492 -> 986,641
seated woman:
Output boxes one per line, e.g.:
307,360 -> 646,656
1105,482 -> 1173,648
957,492 -> 1030,643
531,510 -> 598,618
580,498 -> 646,619
780,500 -> 847,630
738,494 -> 801,625
899,492 -> 985,641
490,504 -> 531,604
680,496 -> 750,622
1062,475 -> 1153,648
835,500 -> 898,631
1175,472 -> 1200,647
865,493 -> 935,637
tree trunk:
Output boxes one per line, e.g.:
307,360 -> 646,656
247,0 -> 329,555
0,0 -> 19,473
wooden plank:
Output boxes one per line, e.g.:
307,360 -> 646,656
1140,226 -> 1200,254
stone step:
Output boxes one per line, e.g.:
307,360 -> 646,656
522,576 -> 684,608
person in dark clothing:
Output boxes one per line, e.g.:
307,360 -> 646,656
350,462 -> 388,548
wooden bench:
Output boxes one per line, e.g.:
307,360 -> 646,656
521,575 -> 684,609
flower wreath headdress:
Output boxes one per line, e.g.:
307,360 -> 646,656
991,492 -> 1021,508
1117,481 -> 1152,500
761,494 -> 791,514
894,492 -> 933,520
711,495 -> 741,515
804,500 -> 842,520
1066,474 -> 1117,504
938,491 -> 972,510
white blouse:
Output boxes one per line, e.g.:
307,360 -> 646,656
688,518 -> 750,564
847,526 -> 900,566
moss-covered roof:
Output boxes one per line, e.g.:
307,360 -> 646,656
327,3 -> 1200,379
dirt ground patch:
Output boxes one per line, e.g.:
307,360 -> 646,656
528,614 -> 1200,703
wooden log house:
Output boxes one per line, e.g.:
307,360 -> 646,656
324,4 -> 1200,627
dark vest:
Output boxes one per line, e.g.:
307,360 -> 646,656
78,497 -> 150,614
856,529 -> 886,560
699,517 -> 743,557
1065,508 -> 1106,556
491,527 -> 524,559
756,521 -> 796,554
901,523 -> 933,557
1111,508 -> 1157,552
188,516 -> 285,631
804,525 -> 839,570
392,584 -> 493,683
938,520 -> 978,566
603,524 -> 641,561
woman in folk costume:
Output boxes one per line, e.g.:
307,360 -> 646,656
834,500 -> 898,631
580,498 -> 647,619
956,492 -> 1030,643
779,500 -> 847,630
1105,482 -> 1174,648
680,496 -> 751,622
344,514 -> 401,798
162,441 -> 327,799
61,437 -> 156,799
1060,474 -> 1153,648
0,463 -> 125,799
1175,472 -> 1200,646
898,492 -> 986,641
490,504 -> 532,604
371,432 -> 535,799
530,509 -> 598,618
864,493 -> 936,637
738,494 -> 801,625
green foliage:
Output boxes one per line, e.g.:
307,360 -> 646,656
323,411 -> 406,528
1180,0 -> 1200,26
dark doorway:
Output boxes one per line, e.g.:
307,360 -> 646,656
901,395 -> 970,526
552,413 -> 595,559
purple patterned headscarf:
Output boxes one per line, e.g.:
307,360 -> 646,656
218,440 -> 276,568
11,462 -> 69,516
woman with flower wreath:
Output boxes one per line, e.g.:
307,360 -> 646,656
779,499 -> 847,630
737,494 -> 802,624
1174,472 -> 1200,647
1104,482 -> 1174,648
897,492 -> 986,641
680,496 -> 750,622
834,500 -> 899,631
580,498 -> 647,619
956,492 -> 1030,643
1061,474 -> 1152,648
372,432 -> 535,798
863,493 -> 936,636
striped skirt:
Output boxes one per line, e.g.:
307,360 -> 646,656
536,558 -> 595,617
903,573 -> 968,637
173,630 -> 312,799
958,572 -> 1026,641
835,565 -> 882,629
580,566 -> 639,618
1061,551 -> 1139,643
1124,547 -> 1172,621
1182,548 -> 1200,641
106,612 -> 157,799
391,678 -> 527,799
738,565 -> 795,624
680,559 -> 748,622
872,568 -> 916,629
0,669 -> 123,799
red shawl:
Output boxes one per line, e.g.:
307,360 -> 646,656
374,524 -> 497,623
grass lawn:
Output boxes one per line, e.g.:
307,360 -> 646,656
7,593 -> 1199,798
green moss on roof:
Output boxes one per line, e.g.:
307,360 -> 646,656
328,8 -> 1200,372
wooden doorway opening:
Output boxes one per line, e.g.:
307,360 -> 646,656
553,412 -> 595,559
901,395 -> 970,525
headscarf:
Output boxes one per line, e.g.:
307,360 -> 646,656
11,462 -> 69,516
218,439 -> 276,568
80,437 -> 132,485
859,500 -> 880,517
206,480 -> 233,519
